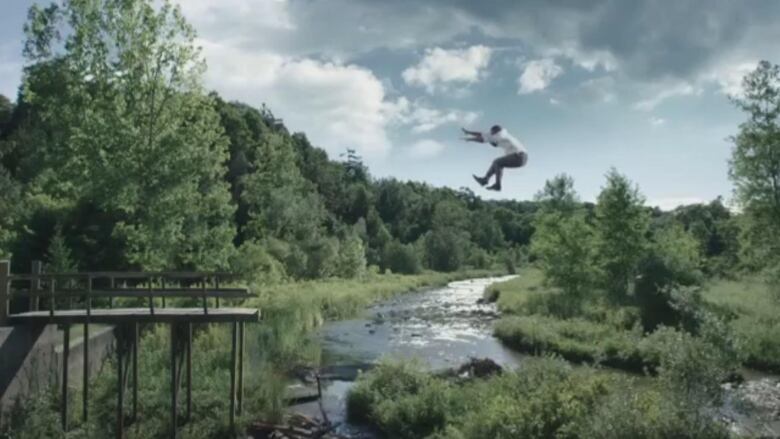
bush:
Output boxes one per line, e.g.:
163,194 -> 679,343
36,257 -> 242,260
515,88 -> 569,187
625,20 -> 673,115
424,229 -> 466,272
230,240 -> 286,285
381,240 -> 422,274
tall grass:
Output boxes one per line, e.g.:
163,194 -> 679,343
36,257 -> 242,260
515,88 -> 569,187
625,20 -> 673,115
702,276 -> 780,371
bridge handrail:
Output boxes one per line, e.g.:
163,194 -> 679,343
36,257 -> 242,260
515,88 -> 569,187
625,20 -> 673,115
0,259 -> 251,324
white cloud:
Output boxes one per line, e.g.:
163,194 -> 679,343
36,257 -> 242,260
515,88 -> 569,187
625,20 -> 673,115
649,117 -> 666,126
408,139 -> 447,159
705,61 -> 758,97
390,100 -> 479,133
633,82 -> 698,111
200,40 -> 399,158
578,76 -> 617,103
549,97 -> 561,105
402,45 -> 492,93
518,58 -> 563,94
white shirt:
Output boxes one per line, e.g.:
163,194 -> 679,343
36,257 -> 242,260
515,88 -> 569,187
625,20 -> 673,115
483,129 -> 526,156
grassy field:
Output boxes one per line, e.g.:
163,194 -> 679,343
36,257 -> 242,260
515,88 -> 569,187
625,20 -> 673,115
701,276 -> 780,372
488,268 -> 780,373
487,269 -> 657,372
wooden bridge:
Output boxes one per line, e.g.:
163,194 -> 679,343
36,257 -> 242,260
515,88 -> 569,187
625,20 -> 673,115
0,260 -> 260,438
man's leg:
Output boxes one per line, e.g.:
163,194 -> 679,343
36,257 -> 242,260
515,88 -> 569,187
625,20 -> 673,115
487,153 -> 526,191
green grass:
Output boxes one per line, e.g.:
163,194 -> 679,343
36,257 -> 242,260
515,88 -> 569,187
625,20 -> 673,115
490,268 -> 780,373
702,276 -> 780,372
347,358 -> 729,439
487,269 -> 656,371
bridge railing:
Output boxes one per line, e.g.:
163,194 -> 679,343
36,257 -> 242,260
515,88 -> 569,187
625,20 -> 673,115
0,259 -> 258,438
0,260 -> 253,324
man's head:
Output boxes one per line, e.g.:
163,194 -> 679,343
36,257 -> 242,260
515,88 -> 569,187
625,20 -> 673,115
490,125 -> 502,135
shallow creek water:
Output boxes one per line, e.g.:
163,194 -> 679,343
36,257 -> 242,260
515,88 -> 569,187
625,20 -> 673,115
290,276 -> 780,438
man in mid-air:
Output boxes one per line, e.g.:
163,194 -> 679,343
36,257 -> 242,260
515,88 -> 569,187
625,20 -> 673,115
462,125 -> 528,191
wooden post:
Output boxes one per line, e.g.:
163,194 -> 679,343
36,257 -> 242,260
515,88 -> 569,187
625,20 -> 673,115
117,339 -> 124,439
238,322 -> 244,415
31,260 -> 42,311
83,277 -> 91,424
170,324 -> 177,438
62,325 -> 70,431
49,280 -> 55,318
0,260 -> 9,326
148,279 -> 154,315
186,323 -> 192,421
109,277 -> 115,309
201,278 -> 208,314
229,322 -> 237,431
214,278 -> 220,308
132,322 -> 138,423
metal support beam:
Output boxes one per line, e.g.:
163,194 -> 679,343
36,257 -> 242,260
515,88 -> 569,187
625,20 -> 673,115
83,276 -> 92,424
186,323 -> 192,421
238,322 -> 244,415
31,260 -> 42,311
0,260 -> 9,326
230,322 -> 237,431
170,324 -> 178,439
62,325 -> 70,431
82,321 -> 89,424
117,339 -> 124,439
133,322 -> 138,423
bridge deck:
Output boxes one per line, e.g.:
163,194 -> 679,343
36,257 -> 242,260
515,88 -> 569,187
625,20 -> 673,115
8,307 -> 260,325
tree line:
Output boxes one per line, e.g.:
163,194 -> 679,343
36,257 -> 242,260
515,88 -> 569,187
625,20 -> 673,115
0,0 -> 773,291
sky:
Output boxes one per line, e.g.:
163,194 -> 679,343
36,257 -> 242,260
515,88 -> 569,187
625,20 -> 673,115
2,1 -> 779,209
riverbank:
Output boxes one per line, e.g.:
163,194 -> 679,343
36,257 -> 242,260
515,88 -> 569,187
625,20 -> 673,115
0,269 -> 501,439
489,269 -> 780,374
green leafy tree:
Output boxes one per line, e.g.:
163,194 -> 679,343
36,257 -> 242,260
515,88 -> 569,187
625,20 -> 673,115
532,212 -> 597,297
22,0 -> 236,270
594,169 -> 650,301
424,229 -> 466,272
336,233 -> 367,278
534,173 -> 579,213
729,60 -> 780,269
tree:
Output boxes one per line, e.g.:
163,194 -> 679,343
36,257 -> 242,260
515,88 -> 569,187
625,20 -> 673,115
424,228 -> 466,272
336,233 -> 367,278
534,174 -> 579,214
22,0 -> 236,270
45,225 -> 76,273
594,169 -> 650,301
729,60 -> 780,269
532,211 -> 597,297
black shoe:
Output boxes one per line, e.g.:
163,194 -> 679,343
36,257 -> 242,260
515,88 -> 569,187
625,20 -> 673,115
473,175 -> 488,186
486,183 -> 501,191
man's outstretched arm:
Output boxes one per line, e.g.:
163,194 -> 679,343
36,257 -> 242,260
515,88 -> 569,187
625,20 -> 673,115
461,127 -> 484,143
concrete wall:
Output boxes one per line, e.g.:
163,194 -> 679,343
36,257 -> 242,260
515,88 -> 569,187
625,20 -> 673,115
0,324 -> 116,412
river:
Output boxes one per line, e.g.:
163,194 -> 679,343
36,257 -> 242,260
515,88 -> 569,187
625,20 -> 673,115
290,276 -> 780,438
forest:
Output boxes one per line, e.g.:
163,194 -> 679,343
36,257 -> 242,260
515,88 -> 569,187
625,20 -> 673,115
1,1 -> 779,438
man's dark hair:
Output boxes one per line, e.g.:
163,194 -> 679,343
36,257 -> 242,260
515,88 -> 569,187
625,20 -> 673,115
490,125 -> 502,134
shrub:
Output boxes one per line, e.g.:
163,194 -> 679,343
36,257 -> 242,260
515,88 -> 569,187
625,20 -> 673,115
381,240 -> 422,274
230,240 -> 286,285
424,229 -> 466,272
